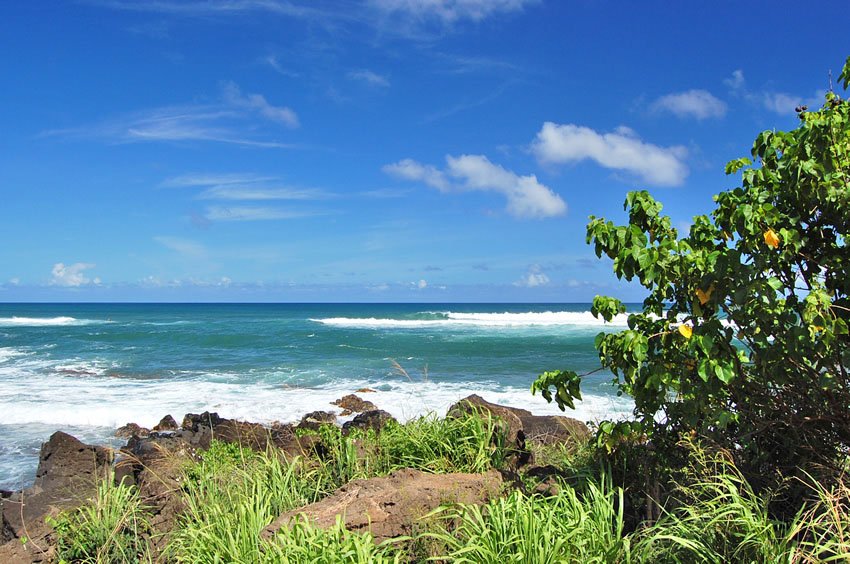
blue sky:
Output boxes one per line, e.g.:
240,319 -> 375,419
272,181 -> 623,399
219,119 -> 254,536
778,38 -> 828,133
1,1 -> 846,302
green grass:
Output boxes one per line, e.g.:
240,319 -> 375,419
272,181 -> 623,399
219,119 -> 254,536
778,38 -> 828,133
48,420 -> 850,563
50,473 -> 150,564
425,474 -> 629,563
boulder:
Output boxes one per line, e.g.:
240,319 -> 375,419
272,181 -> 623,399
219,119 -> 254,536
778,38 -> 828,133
520,414 -> 590,445
296,411 -> 337,432
152,414 -> 178,432
331,394 -> 377,416
263,468 -> 503,543
342,410 -> 395,435
115,422 -> 150,439
447,395 -> 591,467
0,432 -> 113,560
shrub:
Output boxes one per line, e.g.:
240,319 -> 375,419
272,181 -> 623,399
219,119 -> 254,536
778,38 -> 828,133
533,56 -> 850,496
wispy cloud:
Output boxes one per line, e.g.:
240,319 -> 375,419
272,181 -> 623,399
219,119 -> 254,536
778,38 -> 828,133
50,262 -> 100,287
43,82 -> 299,148
725,69 -> 824,115
369,0 -> 537,24
263,55 -> 300,77
221,81 -> 299,128
161,173 -> 276,188
531,122 -> 689,187
204,205 -> 315,221
384,154 -> 566,219
348,69 -> 390,87
162,172 -> 330,200
650,89 -> 727,120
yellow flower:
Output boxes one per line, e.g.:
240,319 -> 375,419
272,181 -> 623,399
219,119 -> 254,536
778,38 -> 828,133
764,228 -> 780,248
695,285 -> 714,305
678,324 -> 693,339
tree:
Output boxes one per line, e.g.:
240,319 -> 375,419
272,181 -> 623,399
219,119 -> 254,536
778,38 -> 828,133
533,57 -> 850,487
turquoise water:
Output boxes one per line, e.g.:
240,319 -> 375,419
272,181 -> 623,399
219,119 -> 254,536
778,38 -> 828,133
0,303 -> 633,489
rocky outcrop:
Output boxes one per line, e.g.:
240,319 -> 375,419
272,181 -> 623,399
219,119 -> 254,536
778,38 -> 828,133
332,394 -> 378,416
115,422 -> 150,439
0,432 -> 113,562
342,410 -> 396,435
263,468 -> 503,543
153,414 -> 178,432
447,394 -> 590,467
296,411 -> 337,432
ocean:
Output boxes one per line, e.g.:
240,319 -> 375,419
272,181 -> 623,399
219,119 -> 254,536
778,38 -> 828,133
0,303 -> 633,489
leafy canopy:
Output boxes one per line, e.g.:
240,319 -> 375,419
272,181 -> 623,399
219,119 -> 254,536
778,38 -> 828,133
533,56 -> 850,476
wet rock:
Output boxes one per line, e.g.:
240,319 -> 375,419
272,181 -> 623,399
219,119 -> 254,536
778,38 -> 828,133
356,388 -> 377,393
115,422 -> 150,439
331,394 -> 377,416
153,414 -> 178,432
296,411 -> 337,432
263,468 -> 503,543
342,410 -> 395,435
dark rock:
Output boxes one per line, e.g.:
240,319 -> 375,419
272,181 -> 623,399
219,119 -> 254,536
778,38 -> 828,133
356,387 -> 377,393
296,411 -> 337,432
342,410 -> 395,435
1,432 -> 112,554
181,411 -> 223,433
115,422 -> 150,439
331,394 -> 377,416
263,468 -> 503,543
153,414 -> 178,432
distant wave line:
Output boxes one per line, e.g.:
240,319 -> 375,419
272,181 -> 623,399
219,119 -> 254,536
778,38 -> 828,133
0,316 -> 109,327
311,311 -> 629,328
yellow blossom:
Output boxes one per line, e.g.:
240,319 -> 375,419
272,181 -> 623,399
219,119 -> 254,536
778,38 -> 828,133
678,324 -> 693,339
764,228 -> 780,248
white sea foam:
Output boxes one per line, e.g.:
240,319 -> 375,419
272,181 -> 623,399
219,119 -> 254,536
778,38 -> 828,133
0,372 -> 632,429
312,311 -> 629,329
0,347 -> 29,364
0,316 -> 107,327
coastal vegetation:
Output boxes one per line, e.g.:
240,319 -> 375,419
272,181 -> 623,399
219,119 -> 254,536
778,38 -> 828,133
12,55 -> 850,562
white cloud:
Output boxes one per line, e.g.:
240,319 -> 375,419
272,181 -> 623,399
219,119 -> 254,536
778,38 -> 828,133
8,278 -> 20,286
383,158 -> 449,190
514,265 -> 549,287
50,262 -> 98,287
154,236 -> 208,258
384,154 -> 566,218
264,55 -> 299,78
651,89 -> 727,120
370,0 -> 536,24
531,122 -> 689,187
221,81 -> 299,128
416,279 -> 428,289
348,69 -> 390,87
724,69 -> 745,91
204,206 -> 312,221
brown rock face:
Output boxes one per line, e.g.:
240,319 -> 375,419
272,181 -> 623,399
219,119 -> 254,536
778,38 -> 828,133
152,414 -> 178,432
0,432 -> 113,562
263,468 -> 502,543
331,394 -> 378,416
296,411 -> 338,432
447,395 -> 590,467
115,422 -> 150,439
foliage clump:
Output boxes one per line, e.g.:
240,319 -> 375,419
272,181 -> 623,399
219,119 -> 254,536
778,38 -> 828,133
534,56 -> 850,496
